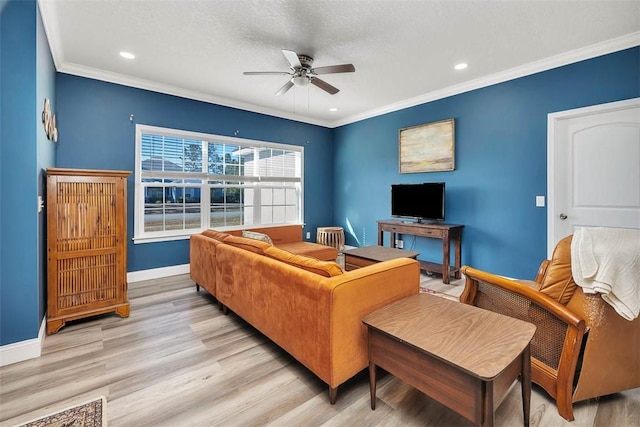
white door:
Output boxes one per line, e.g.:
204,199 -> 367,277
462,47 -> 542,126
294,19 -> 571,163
548,98 -> 640,256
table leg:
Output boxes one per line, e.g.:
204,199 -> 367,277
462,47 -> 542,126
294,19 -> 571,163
369,362 -> 377,410
481,381 -> 495,427
454,234 -> 462,279
521,345 -> 531,427
442,231 -> 451,284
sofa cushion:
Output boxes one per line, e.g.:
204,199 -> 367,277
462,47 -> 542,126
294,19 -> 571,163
202,230 -> 231,242
242,230 -> 273,245
224,225 -> 301,244
538,235 -> 578,305
277,241 -> 337,262
224,235 -> 271,255
264,246 -> 343,278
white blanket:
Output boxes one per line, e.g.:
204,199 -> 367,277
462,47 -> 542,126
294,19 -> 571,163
571,227 -> 640,320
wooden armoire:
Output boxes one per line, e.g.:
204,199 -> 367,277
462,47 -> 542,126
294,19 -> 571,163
46,168 -> 131,334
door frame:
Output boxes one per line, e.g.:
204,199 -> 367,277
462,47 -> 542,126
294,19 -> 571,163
547,97 -> 640,257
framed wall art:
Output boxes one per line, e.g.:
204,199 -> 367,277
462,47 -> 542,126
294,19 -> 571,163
399,118 -> 455,173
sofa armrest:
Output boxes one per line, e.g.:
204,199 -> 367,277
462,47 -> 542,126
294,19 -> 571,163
461,266 -> 583,325
460,266 -> 586,411
189,233 -> 219,296
322,258 -> 420,388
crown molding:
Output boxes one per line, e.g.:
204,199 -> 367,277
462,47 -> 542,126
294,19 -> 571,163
39,0 -> 639,131
331,32 -> 640,128
57,62 -> 332,128
38,0 -> 63,70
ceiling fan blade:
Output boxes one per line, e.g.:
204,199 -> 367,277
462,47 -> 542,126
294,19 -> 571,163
282,50 -> 302,69
244,71 -> 291,76
311,64 -> 355,75
310,77 -> 339,95
275,80 -> 294,96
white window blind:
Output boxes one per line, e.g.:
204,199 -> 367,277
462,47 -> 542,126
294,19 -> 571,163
134,125 -> 303,243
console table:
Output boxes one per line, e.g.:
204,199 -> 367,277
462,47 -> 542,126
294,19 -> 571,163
377,220 -> 463,284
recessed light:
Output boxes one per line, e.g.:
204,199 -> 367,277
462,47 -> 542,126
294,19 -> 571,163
329,107 -> 338,112
454,63 -> 468,70
120,51 -> 135,60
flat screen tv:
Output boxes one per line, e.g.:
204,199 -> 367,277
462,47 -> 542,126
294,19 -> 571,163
391,182 -> 445,222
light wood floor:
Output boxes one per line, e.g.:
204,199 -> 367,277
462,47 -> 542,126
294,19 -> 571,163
1,274 -> 638,426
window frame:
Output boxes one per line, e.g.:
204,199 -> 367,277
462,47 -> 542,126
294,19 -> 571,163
133,124 -> 304,244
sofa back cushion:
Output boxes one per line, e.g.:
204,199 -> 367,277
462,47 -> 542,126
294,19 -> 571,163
538,235 -> 578,305
202,230 -> 231,242
264,246 -> 343,278
224,235 -> 271,255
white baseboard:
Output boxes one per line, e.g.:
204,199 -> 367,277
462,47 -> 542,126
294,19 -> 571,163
0,316 -> 45,367
127,263 -> 190,283
0,265 -> 190,367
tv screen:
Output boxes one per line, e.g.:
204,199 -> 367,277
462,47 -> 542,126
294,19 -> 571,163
391,182 -> 445,221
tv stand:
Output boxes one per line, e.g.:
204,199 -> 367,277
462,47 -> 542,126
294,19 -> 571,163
377,220 -> 464,284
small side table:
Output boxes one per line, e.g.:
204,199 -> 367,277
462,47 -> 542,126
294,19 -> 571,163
317,226 -> 345,252
364,294 -> 536,426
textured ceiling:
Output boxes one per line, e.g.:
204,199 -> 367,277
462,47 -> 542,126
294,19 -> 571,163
40,0 -> 640,127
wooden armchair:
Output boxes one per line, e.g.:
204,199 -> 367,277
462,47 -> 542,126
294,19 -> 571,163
460,236 -> 640,421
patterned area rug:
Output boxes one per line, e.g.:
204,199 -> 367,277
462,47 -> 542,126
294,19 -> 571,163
18,397 -> 106,427
337,253 -> 464,302
419,272 -> 464,302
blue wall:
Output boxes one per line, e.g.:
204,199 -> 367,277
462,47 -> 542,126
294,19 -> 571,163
36,1 -> 57,324
2,6 -> 637,349
55,75 -> 335,271
334,47 -> 640,279
0,0 -> 55,346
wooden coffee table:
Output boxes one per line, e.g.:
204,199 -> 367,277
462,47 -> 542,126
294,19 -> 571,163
363,294 -> 536,426
343,245 -> 419,271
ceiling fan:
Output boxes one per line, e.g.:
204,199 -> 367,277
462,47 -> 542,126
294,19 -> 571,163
244,50 -> 355,96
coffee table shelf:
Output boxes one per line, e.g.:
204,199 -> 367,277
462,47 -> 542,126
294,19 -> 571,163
418,260 -> 458,276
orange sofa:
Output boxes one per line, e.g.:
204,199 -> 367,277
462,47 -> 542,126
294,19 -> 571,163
189,225 -> 420,403
190,225 -> 338,298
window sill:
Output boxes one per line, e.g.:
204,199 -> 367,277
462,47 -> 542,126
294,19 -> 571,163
132,223 -> 306,244
132,233 -> 196,244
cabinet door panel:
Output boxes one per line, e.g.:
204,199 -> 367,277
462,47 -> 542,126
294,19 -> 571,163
46,168 -> 130,334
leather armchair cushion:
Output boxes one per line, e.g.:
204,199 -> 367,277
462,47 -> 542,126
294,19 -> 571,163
538,235 -> 578,305
224,235 -> 271,255
264,246 -> 343,277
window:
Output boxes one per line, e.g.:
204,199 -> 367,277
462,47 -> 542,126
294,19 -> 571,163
134,125 -> 303,243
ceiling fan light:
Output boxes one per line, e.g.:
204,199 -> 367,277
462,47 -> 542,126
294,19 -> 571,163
291,76 -> 310,87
